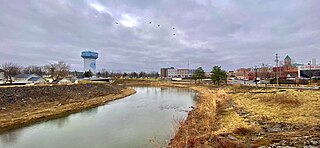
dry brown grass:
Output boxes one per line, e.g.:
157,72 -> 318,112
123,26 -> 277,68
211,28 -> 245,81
230,88 -> 320,125
257,93 -> 302,107
232,127 -> 255,136
168,87 -> 238,147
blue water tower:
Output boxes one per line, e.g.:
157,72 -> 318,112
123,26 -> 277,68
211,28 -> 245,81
81,51 -> 98,74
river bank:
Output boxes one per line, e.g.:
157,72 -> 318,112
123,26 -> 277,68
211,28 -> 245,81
0,84 -> 136,133
116,79 -> 320,147
168,84 -> 320,147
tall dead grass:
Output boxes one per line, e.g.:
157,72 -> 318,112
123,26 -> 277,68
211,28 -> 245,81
168,87 -> 232,147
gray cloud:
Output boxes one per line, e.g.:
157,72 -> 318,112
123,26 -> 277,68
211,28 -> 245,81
0,0 -> 319,72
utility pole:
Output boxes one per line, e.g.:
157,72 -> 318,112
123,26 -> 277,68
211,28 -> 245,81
254,66 -> 258,86
275,53 -> 279,86
243,70 -> 246,85
309,61 -> 312,85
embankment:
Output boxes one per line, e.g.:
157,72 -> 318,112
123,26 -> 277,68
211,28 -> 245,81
0,84 -> 135,133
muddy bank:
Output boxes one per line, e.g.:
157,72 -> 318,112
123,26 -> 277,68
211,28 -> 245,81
0,84 -> 136,133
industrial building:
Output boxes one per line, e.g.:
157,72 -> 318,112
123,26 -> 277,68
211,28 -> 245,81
81,51 -> 98,74
298,65 -> 320,79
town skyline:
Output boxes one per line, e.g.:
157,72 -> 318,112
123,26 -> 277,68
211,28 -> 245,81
0,53 -> 317,73
1,1 -> 320,72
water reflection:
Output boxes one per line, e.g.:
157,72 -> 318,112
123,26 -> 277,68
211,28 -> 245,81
0,130 -> 22,146
0,87 -> 196,148
49,116 -> 70,128
79,107 -> 98,118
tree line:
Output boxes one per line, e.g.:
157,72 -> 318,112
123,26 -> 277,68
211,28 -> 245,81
0,61 -> 70,83
94,70 -> 159,79
0,61 -> 160,83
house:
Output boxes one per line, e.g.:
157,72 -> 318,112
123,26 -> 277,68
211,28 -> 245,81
28,77 -> 47,84
0,69 -> 5,84
52,78 -> 72,84
13,74 -> 47,84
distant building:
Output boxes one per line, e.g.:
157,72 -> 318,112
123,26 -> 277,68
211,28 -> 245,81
13,74 -> 47,84
284,55 -> 292,66
177,69 -> 190,78
257,66 -> 272,80
160,68 -> 168,78
168,67 -> 177,78
312,58 -> 317,66
160,67 -> 195,79
298,65 -> 320,79
0,69 -> 5,84
227,71 -> 235,78
273,55 -> 299,79
235,68 -> 253,80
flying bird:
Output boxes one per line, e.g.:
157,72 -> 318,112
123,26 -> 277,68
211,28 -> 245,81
149,22 -> 152,24
173,27 -> 175,29
157,24 -> 160,27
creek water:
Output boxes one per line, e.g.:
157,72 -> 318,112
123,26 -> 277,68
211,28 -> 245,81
0,87 -> 197,148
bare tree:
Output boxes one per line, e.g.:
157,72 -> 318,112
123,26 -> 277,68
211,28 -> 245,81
100,68 -> 108,78
0,62 -> 22,84
23,65 -> 43,76
44,61 -> 70,81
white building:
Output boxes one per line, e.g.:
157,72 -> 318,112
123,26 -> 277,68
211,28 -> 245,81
166,67 -> 196,78
0,69 -> 5,84
168,68 -> 177,78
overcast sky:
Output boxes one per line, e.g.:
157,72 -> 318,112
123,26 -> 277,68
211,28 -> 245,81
0,0 -> 319,72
